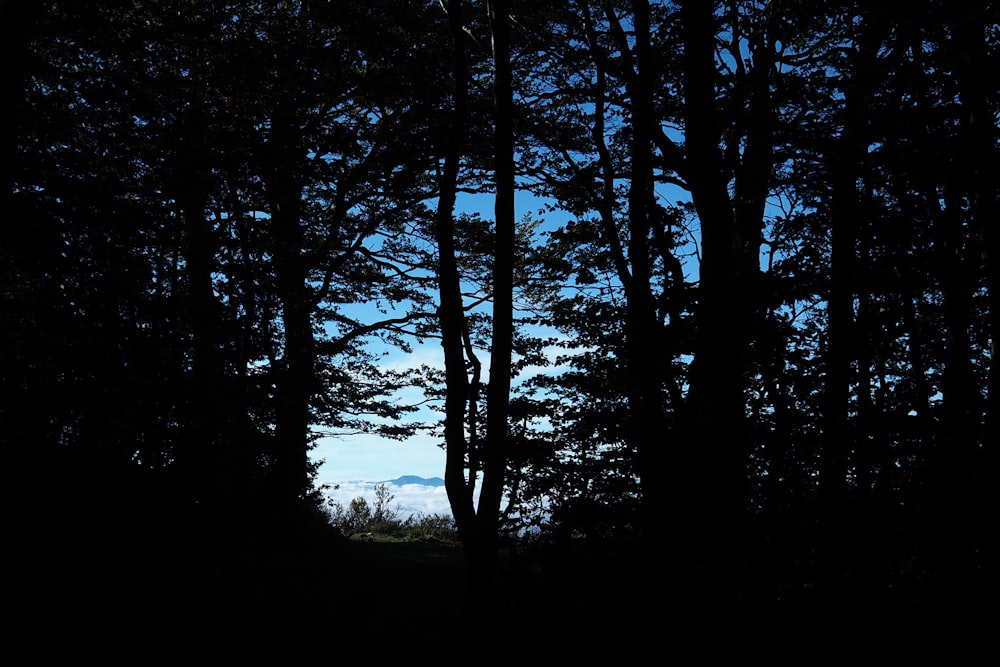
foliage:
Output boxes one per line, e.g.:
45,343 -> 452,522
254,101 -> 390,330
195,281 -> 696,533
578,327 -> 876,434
4,0 -> 998,642
399,513 -> 462,545
325,483 -> 458,544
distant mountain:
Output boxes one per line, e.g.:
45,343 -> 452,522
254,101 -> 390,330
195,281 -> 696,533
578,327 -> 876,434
382,475 -> 445,487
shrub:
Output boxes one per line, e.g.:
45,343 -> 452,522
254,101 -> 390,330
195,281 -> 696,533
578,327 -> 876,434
326,484 -> 457,543
401,513 -> 459,544
326,496 -> 373,536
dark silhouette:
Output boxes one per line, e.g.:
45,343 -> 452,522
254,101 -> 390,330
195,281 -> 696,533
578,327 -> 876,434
3,1 -> 994,662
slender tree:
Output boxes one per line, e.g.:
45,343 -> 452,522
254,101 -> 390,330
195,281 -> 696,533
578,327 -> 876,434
435,0 -> 478,554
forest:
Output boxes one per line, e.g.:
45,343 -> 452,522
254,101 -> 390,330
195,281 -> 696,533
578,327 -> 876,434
2,0 -> 996,661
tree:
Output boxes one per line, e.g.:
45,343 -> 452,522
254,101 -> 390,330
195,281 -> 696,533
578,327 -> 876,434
6,0 -> 998,651
2,0 -> 453,535
432,0 -> 521,615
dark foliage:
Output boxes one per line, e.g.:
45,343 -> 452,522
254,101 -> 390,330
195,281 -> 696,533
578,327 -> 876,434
2,0 -> 996,659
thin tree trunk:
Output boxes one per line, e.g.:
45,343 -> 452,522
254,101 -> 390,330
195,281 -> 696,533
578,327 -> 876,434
436,0 -> 477,544
946,3 -> 997,614
475,0 -> 515,581
434,0 -> 517,643
817,90 -> 859,608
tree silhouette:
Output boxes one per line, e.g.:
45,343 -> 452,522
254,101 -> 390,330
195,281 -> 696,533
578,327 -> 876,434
3,0 -> 996,658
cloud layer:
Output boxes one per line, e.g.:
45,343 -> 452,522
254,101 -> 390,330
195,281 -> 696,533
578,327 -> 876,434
321,479 -> 454,521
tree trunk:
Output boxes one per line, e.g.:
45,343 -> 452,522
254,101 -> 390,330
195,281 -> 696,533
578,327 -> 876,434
473,0 -> 516,587
0,0 -> 37,209
173,103 -> 225,509
676,0 -> 751,614
435,0 -> 517,643
944,2 -> 997,614
265,110 -> 316,513
436,0 -> 477,547
817,79 -> 860,609
626,0 -> 672,554
815,6 -> 887,609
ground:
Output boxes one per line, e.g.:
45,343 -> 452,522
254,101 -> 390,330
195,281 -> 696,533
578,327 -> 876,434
7,531 -> 987,665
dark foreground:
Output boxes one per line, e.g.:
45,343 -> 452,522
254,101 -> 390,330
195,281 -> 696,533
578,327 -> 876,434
7,526 -> 988,665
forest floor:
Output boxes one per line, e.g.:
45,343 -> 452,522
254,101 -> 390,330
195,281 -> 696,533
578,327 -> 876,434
8,528 -> 989,665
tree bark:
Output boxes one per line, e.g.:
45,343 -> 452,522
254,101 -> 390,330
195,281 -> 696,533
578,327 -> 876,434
436,0 -> 477,545
625,0 -> 674,561
264,108 -> 317,513
944,1 -> 997,614
817,63 -> 860,610
816,7 -> 886,608
173,103 -> 225,509
475,0 -> 516,581
676,0 -> 751,612
435,0 -> 517,642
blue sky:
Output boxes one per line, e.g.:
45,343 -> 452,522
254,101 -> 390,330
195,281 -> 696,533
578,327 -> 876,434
310,190 -> 558,488
308,182 -> 699,514
309,336 -> 454,516
313,333 -> 498,521
309,190 -> 569,528
310,340 -> 447,483
312,429 -> 445,482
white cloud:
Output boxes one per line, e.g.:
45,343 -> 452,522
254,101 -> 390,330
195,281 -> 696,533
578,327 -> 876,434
378,340 -> 444,374
321,479 -> 455,521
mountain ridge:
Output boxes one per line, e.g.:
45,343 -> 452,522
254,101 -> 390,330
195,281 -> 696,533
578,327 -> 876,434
380,475 -> 445,487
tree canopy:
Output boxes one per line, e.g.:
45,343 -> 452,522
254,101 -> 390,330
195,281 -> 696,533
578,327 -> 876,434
3,0 -> 996,658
